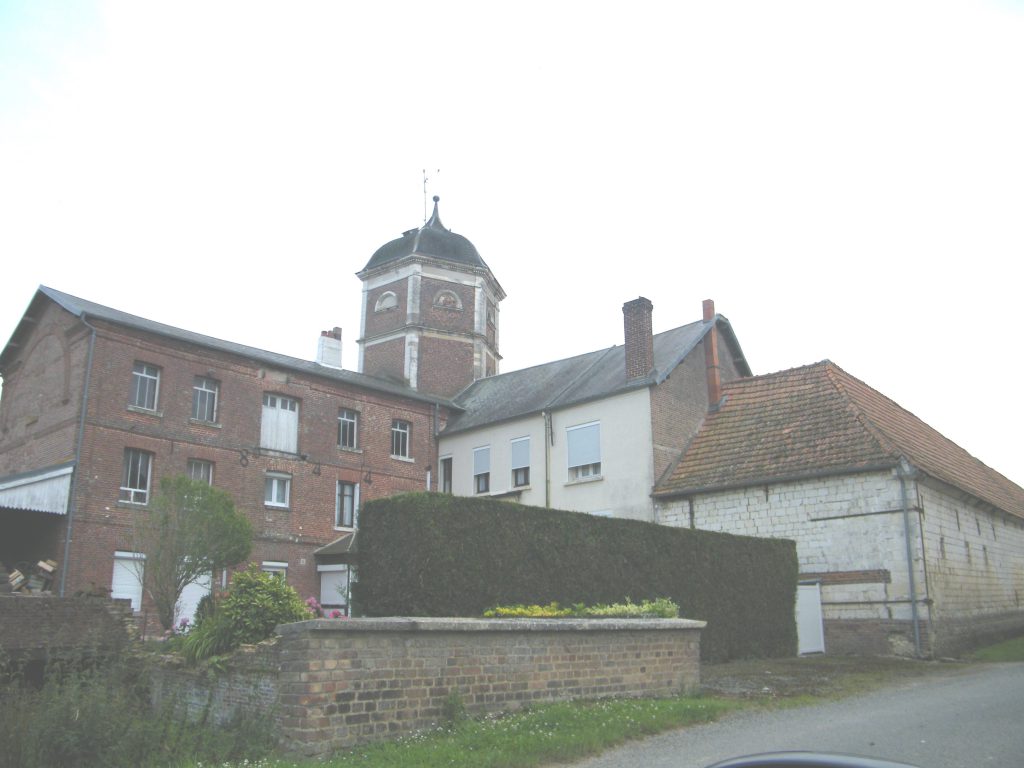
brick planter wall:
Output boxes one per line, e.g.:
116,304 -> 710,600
275,617 -> 704,757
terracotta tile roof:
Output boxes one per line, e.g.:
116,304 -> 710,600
654,361 -> 1024,520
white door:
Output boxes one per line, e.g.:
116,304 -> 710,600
176,572 -> 212,628
796,582 -> 826,655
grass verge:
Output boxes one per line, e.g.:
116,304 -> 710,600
971,635 -> 1024,662
183,696 -> 739,768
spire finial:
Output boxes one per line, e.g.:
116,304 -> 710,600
426,195 -> 444,229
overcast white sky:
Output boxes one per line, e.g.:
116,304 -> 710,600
1,1 -> 1022,486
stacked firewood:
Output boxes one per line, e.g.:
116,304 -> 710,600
7,560 -> 58,595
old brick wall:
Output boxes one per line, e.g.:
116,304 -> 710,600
16,315 -> 444,611
274,617 -> 704,757
0,595 -> 135,660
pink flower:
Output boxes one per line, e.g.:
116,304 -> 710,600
330,610 -> 342,618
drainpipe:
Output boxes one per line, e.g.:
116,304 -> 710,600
543,411 -> 552,508
897,459 -> 922,657
59,315 -> 97,597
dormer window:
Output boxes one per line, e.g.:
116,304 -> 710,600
375,291 -> 398,312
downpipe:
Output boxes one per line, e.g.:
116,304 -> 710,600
897,460 -> 923,657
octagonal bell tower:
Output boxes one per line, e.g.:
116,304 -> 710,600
357,196 -> 505,398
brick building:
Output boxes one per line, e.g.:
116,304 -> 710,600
0,197 -> 501,623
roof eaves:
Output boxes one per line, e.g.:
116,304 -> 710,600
653,461 -> 900,500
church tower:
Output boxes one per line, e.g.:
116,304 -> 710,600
357,197 -> 504,398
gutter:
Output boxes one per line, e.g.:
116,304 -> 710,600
897,459 -> 923,657
59,314 -> 97,597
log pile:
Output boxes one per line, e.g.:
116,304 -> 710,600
7,560 -> 58,595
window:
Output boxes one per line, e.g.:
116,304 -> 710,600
391,419 -> 411,458
338,408 -> 358,450
511,437 -> 530,487
130,362 -> 160,410
261,394 -> 299,453
567,421 -> 601,482
111,551 -> 145,611
120,448 -> 153,504
187,459 -> 213,485
473,446 -> 490,494
374,291 -> 398,312
318,564 -> 350,611
261,561 -> 288,580
264,472 -> 291,507
336,481 -> 358,528
440,457 -> 453,494
192,376 -> 219,422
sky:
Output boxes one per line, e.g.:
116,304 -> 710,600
1,1 -> 1022,486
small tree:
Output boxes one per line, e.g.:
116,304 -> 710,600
133,475 -> 252,630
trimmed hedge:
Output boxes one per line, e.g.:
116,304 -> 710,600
353,493 -> 798,662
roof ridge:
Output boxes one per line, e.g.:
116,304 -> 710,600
821,362 -> 903,460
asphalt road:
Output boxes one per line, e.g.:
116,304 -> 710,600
571,662 -> 1024,768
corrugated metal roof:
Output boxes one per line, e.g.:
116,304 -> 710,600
0,462 -> 75,515
654,361 -> 1024,520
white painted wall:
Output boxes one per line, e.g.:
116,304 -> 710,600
438,387 -> 656,521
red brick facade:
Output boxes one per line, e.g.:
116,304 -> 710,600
0,294 -> 449,618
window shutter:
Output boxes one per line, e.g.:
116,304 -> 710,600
473,446 -> 490,475
510,438 -> 530,469
567,422 -> 601,468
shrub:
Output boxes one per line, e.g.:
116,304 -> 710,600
181,564 -> 312,662
484,598 -> 680,619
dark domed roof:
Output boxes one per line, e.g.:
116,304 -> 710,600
361,197 -> 487,273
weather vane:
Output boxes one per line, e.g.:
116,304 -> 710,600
423,168 -> 440,222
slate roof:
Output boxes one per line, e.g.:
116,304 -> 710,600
654,361 -> 1024,520
0,286 -> 453,408
443,315 -> 750,434
360,197 -> 489,274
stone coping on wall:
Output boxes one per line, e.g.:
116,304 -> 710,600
276,616 -> 707,635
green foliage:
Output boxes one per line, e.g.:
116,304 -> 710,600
0,653 -> 275,768
355,493 -> 798,662
971,634 -> 1024,662
483,597 -> 679,618
180,564 -> 312,663
133,475 -> 253,630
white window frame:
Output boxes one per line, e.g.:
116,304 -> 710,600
567,421 -> 602,483
120,448 -> 153,504
111,551 -> 145,611
264,472 -> 291,508
192,376 -> 219,423
261,393 -> 299,453
335,480 -> 359,529
318,564 -> 350,611
187,458 -> 214,485
130,362 -> 160,411
473,446 -> 490,494
338,408 -> 359,450
374,291 -> 398,312
391,419 -> 411,459
510,437 -> 530,488
261,561 -> 288,580
440,456 -> 453,494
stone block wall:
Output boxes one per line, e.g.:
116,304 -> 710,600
274,617 -> 704,757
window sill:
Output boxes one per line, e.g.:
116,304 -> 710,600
338,446 -> 363,454
565,475 -> 604,487
264,504 -> 290,511
116,500 -> 149,508
390,455 -> 415,463
189,418 -> 222,429
126,405 -> 162,418
333,525 -> 356,532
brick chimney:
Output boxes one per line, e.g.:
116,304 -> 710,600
623,297 -> 654,380
317,327 -> 343,369
702,299 -> 722,408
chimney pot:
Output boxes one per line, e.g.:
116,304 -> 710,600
623,297 -> 654,380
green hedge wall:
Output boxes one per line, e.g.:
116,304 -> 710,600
353,493 -> 798,662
